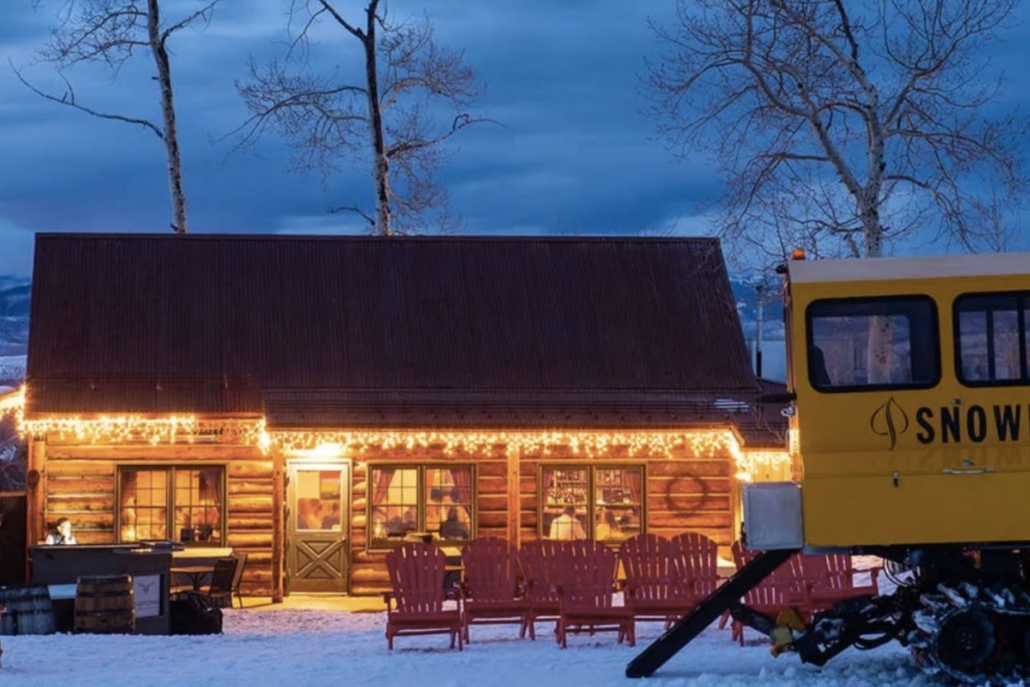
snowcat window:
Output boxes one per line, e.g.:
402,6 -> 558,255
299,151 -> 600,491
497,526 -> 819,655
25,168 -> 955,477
955,292 -> 1029,386
806,296 -> 939,392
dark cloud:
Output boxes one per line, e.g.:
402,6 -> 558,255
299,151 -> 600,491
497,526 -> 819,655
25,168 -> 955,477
0,1 -> 1026,277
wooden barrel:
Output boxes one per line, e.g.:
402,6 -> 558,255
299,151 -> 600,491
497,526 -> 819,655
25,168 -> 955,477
74,575 -> 136,634
0,585 -> 55,635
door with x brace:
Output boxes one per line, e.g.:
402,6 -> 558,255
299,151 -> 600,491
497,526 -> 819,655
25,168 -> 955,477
286,462 -> 349,593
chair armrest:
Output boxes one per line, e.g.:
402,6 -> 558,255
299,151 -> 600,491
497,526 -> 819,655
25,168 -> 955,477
382,592 -> 395,611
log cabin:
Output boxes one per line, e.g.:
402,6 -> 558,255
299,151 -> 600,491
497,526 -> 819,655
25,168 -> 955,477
18,234 -> 788,599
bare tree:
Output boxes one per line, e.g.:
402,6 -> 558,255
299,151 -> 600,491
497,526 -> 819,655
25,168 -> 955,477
646,0 -> 1029,265
16,0 -> 225,234
235,0 -> 485,236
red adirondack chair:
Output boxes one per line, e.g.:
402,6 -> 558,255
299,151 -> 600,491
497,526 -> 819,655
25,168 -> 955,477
518,539 -> 566,640
728,541 -> 811,645
667,532 -> 721,627
619,533 -> 696,629
459,537 -> 529,642
383,542 -> 463,651
555,540 -> 635,648
793,553 -> 880,615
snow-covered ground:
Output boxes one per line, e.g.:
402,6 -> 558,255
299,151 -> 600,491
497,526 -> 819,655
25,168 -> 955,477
0,606 -> 930,687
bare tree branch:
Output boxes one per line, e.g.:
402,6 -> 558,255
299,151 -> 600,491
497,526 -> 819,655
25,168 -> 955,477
11,62 -> 164,140
235,1 -> 488,236
23,0 -> 226,233
646,0 -> 1028,263
161,0 -> 220,43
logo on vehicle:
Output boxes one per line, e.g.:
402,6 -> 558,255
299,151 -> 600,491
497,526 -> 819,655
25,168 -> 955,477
870,396 -> 909,450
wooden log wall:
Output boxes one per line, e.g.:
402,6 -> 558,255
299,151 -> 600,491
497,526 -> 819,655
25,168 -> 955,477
40,440 -> 274,597
349,441 -> 735,597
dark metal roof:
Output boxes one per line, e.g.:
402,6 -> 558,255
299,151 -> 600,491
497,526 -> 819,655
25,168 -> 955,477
263,389 -> 753,430
26,234 -> 758,424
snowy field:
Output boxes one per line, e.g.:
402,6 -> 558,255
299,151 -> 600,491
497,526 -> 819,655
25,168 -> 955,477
0,607 -> 931,687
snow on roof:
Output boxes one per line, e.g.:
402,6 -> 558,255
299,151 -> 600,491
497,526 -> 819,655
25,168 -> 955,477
788,252 -> 1030,284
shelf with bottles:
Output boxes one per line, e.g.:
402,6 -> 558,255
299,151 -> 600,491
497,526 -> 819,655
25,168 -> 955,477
545,468 -> 588,507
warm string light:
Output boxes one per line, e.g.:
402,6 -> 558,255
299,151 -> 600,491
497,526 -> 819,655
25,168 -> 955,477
274,428 -> 744,459
0,385 -> 25,430
20,414 -> 266,447
8,384 -> 789,479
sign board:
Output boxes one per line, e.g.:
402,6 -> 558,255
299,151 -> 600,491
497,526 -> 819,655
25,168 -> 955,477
133,574 -> 161,618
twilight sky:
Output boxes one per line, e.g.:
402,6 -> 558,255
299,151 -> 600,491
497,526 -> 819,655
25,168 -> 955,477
0,0 -> 1027,278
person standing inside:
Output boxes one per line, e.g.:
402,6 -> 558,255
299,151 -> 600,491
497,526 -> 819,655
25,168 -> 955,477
549,506 -> 587,540
45,517 -> 77,545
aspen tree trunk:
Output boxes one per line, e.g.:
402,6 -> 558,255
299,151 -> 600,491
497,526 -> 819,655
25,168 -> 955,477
863,201 -> 894,384
147,0 -> 189,234
363,5 -> 391,236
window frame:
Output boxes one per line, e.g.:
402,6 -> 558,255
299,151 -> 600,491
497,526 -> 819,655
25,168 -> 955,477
805,294 -> 941,393
115,464 -> 227,547
366,463 -> 477,551
537,463 -> 646,545
953,290 -> 1030,388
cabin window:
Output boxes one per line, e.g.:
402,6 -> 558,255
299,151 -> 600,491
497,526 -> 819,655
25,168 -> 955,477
368,465 -> 475,548
806,296 -> 939,391
117,466 -> 225,545
539,465 -> 644,544
955,292 -> 1030,385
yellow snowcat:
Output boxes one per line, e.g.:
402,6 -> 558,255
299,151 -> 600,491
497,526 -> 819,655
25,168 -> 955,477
629,249 -> 1030,684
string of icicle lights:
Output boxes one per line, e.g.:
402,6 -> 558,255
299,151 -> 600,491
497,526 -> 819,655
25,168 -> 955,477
7,389 -> 790,479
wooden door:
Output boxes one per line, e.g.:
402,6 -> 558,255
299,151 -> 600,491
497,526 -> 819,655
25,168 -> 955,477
286,463 -> 349,593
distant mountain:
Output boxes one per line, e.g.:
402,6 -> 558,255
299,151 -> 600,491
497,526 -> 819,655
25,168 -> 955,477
0,276 -> 30,385
0,279 -> 29,360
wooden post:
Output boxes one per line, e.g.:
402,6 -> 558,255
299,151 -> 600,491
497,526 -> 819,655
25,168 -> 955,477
26,437 -> 45,549
506,444 -> 520,547
271,446 -> 285,603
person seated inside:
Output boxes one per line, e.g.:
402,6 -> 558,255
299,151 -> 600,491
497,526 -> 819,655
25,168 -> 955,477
438,507 -> 469,540
549,505 -> 587,540
45,517 -> 77,545
595,506 -> 617,541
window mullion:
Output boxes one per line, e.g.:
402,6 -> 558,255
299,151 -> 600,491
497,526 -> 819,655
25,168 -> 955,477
986,308 -> 997,379
1019,297 -> 1028,382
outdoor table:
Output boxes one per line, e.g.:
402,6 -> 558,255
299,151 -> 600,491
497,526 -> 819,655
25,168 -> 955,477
170,564 -> 215,591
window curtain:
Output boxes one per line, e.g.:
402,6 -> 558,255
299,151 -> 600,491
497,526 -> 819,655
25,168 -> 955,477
120,471 -> 138,509
625,469 -> 642,505
373,468 -> 395,505
200,470 -> 222,508
451,469 -> 473,519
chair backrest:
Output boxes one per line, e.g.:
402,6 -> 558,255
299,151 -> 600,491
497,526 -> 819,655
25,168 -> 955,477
385,542 -> 448,614
230,552 -> 248,592
209,557 -> 237,595
618,533 -> 675,603
669,532 -> 720,596
557,540 -> 619,610
461,537 -> 519,602
731,541 -> 795,606
518,539 -> 567,603
797,553 -> 853,593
